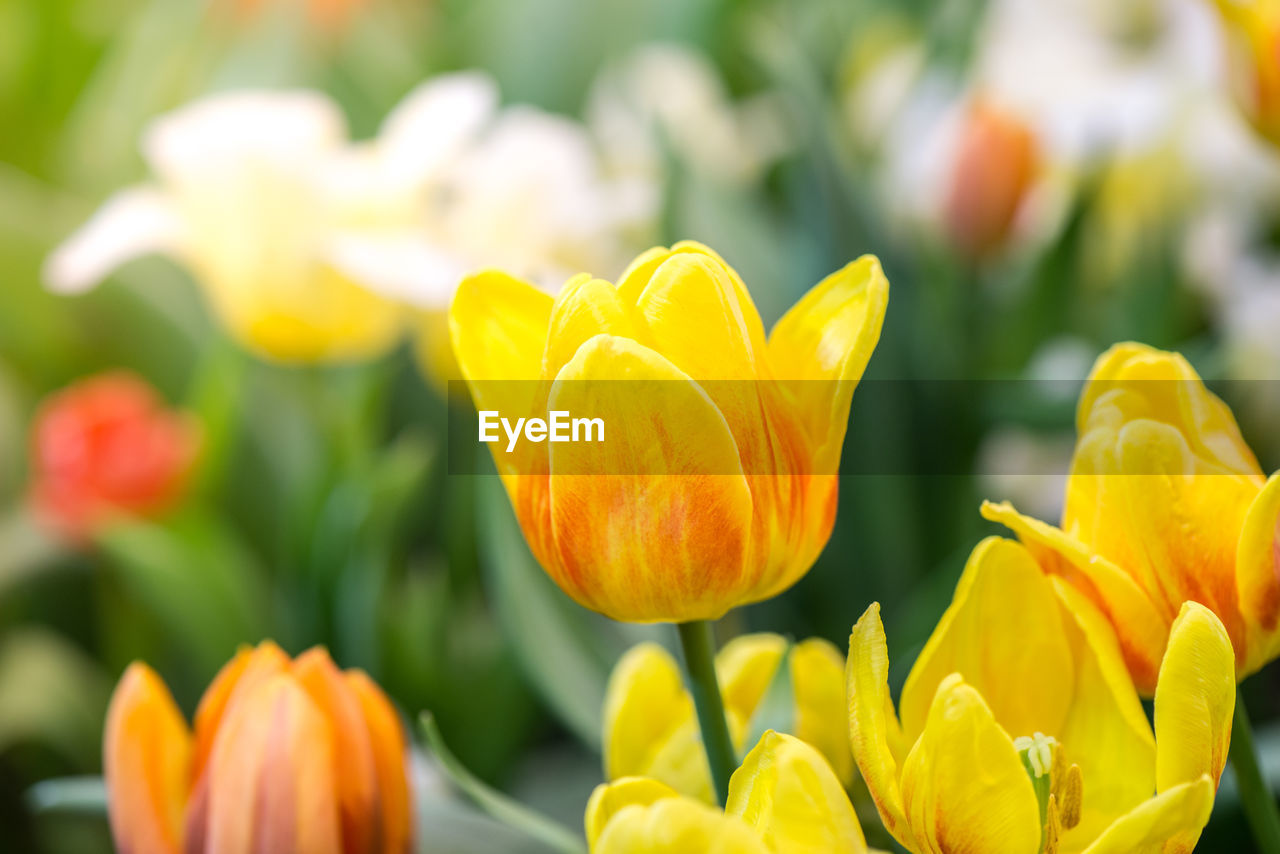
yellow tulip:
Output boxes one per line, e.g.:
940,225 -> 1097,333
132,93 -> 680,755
848,536 -> 1235,854
603,634 -> 851,803
449,241 -> 889,622
586,730 -> 872,854
982,342 -> 1280,691
103,641 -> 412,854
1214,0 -> 1280,146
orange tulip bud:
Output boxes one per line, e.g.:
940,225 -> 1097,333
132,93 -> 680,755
104,643 -> 412,854
449,242 -> 888,622
943,100 -> 1039,258
28,371 -> 199,543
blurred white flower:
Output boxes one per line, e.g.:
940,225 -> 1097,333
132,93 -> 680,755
47,71 -> 659,374
46,89 -> 407,363
586,43 -> 791,187
977,427 -> 1075,522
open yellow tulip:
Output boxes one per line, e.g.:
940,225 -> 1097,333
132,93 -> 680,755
586,730 -> 872,854
448,241 -> 888,622
603,634 -> 851,803
848,536 -> 1235,854
982,342 -> 1280,691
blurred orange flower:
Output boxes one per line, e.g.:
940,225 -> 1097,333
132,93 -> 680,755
231,0 -> 374,31
105,641 -> 412,854
29,372 -> 199,542
944,99 -> 1040,258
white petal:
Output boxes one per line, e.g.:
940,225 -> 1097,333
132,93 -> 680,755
377,72 -> 499,188
44,187 -> 184,294
325,230 -> 470,308
141,90 -> 346,184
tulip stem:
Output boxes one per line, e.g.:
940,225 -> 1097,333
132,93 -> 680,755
1231,693 -> 1280,854
676,620 -> 737,807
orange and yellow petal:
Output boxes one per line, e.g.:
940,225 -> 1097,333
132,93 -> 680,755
726,730 -> 867,854
201,674 -> 343,854
348,669 -> 413,854
545,335 -> 753,621
1154,602 -> 1235,792
1238,473 -> 1280,672
192,641 -> 289,782
104,664 -> 193,854
898,675 -> 1042,854
768,256 -> 889,469
292,648 -> 380,854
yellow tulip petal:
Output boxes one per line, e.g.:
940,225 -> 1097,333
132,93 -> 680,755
1077,343 -> 1259,476
768,255 -> 889,469
203,674 -> 343,854
1154,602 -> 1236,791
593,796 -> 770,854
545,334 -> 754,621
103,664 -> 192,854
900,537 -> 1074,744
1237,472 -> 1280,672
1105,419 -> 1254,658
603,644 -> 704,792
899,675 -> 1042,854
846,603 -> 914,850
1079,777 -> 1214,854
632,248 -> 766,380
585,778 -> 681,847
1049,578 -> 1157,847
790,638 -> 855,786
981,499 -> 1169,694
543,274 -> 646,381
448,269 -> 553,417
715,633 -> 788,721
726,730 -> 867,854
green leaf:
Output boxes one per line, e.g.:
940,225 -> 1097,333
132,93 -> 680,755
419,713 -> 587,854
474,476 -> 663,751
416,800 -> 570,854
0,630 -> 112,766
96,511 -> 269,672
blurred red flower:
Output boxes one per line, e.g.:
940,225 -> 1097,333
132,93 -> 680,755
29,372 -> 199,542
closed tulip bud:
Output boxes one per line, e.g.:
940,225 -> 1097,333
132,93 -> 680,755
449,242 -> 889,622
29,372 -> 198,542
984,342 -> 1280,692
104,642 -> 412,854
943,99 -> 1039,259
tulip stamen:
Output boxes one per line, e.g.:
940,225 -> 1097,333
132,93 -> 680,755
1015,732 -> 1061,852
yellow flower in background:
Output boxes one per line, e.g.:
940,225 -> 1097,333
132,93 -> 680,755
848,537 -> 1235,854
586,730 -> 872,853
1214,0 -> 1280,146
603,634 -> 851,803
104,641 -> 412,854
983,342 -> 1280,691
449,241 -> 888,622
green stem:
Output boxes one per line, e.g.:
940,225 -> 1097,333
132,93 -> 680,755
1231,691 -> 1280,854
676,620 -> 737,807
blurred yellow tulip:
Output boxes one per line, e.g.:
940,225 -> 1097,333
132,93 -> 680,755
603,634 -> 851,803
983,342 -> 1280,691
1215,0 -> 1280,146
848,537 -> 1235,854
104,641 -> 412,854
449,241 -> 889,622
586,731 -> 871,854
